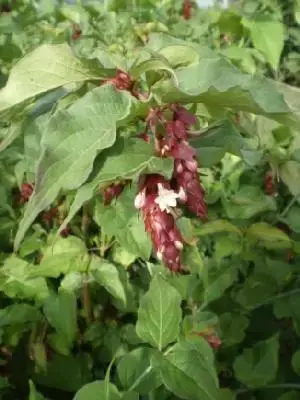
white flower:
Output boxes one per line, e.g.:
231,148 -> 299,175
134,190 -> 146,209
155,183 -> 180,213
178,186 -> 187,202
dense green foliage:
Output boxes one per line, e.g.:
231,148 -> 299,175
1,0 -> 300,399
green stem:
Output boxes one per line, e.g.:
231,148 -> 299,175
82,274 -> 92,324
279,192 -> 300,219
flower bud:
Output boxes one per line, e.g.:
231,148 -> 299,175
103,182 -> 126,205
20,182 -> 34,202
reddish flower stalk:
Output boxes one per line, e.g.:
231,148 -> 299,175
135,175 -> 185,272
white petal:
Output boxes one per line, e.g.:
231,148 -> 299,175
155,183 -> 180,212
178,187 -> 187,202
134,190 -> 146,209
175,241 -> 183,250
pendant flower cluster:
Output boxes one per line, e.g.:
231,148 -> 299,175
134,104 -> 207,272
101,70 -> 207,272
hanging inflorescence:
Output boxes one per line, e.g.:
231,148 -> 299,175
102,71 -> 207,272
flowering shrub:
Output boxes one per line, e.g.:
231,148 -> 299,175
1,1 -> 300,400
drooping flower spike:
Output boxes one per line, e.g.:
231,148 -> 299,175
103,105 -> 207,272
135,175 -> 185,272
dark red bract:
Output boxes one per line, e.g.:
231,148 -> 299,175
265,171 -> 276,196
205,334 -> 222,349
19,182 -> 34,204
60,226 -> 71,238
103,182 -> 127,205
104,70 -> 134,92
40,207 -> 58,226
173,160 -> 207,219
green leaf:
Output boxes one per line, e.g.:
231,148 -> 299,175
219,313 -> 249,346
158,44 -> 200,68
0,43 -> 106,114
183,311 -> 218,335
233,335 -> 279,388
280,160 -> 300,197
195,220 -> 242,236
279,392 -> 299,400
182,245 -> 205,275
73,380 -> 121,400
219,389 -> 236,400
176,217 -> 197,245
275,81 -> 300,120
214,236 -> 242,264
35,353 -> 91,392
205,263 -> 239,304
246,222 -> 291,250
60,272 -> 83,292
222,185 -> 277,219
94,186 -> 152,259
190,120 -> 249,167
90,258 -> 127,306
292,349 -> 300,375
60,137 -> 173,233
0,119 -> 24,153
151,52 -> 292,121
27,236 -> 89,278
295,0 -> 300,24
31,342 -> 47,372
156,336 -> 220,400
167,275 -> 199,301
136,274 -> 182,350
14,85 -> 132,250
43,290 -> 77,351
116,347 -> 160,394
129,58 -> 177,82
242,19 -> 284,70
274,292 -> 300,336
281,205 -> 300,233
0,256 -> 49,302
121,392 -> 139,400
29,381 -> 45,400
235,275 -> 278,310
111,245 -> 136,268
0,304 -> 41,328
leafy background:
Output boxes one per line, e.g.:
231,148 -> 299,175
1,0 -> 300,399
